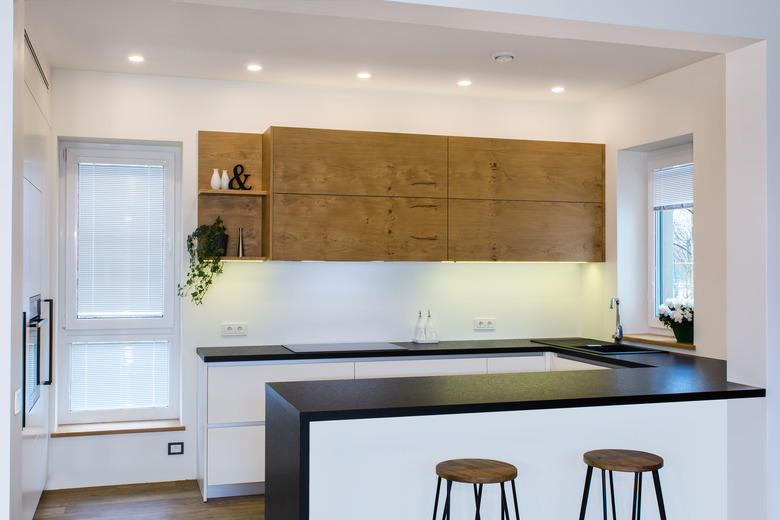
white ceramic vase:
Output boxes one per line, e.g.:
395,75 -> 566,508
210,168 -> 221,189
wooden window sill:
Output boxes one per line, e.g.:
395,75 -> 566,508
621,333 -> 695,351
52,419 -> 185,438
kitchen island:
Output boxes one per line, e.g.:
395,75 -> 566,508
243,340 -> 764,520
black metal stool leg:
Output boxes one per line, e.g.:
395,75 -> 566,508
652,470 -> 667,520
443,479 -> 452,520
609,470 -> 616,520
473,483 -> 483,520
510,479 -> 520,520
631,473 -> 639,520
500,482 -> 510,520
579,465 -> 594,520
433,477 -> 442,520
636,472 -> 643,520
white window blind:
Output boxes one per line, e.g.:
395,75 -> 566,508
69,341 -> 170,412
653,163 -> 693,210
76,162 -> 166,319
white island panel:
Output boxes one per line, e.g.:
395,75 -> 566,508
309,400 -> 726,520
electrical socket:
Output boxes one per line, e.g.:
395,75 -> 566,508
222,323 -> 248,336
168,442 -> 184,455
474,318 -> 496,331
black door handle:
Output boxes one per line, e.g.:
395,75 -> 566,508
43,299 -> 53,385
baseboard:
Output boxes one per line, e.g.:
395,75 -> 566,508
205,482 -> 264,500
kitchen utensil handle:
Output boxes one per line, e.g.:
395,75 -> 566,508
43,299 -> 53,385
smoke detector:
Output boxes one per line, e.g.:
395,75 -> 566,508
492,52 -> 517,63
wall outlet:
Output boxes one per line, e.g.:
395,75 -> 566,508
168,442 -> 184,455
474,318 -> 496,331
222,323 -> 248,336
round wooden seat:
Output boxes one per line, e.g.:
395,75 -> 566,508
583,449 -> 664,473
435,458 -> 518,484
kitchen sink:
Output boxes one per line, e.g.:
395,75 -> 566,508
531,338 -> 663,355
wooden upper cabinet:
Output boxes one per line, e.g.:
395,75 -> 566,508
449,199 -> 604,262
272,194 -> 447,261
449,136 -> 604,203
268,127 -> 447,198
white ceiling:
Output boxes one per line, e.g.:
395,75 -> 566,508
24,0 -> 749,102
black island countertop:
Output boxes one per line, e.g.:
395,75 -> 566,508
251,339 -> 764,520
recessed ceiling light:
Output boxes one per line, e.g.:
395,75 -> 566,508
357,72 -> 371,79
128,55 -> 144,63
551,86 -> 565,93
492,52 -> 517,63
458,80 -> 472,87
247,64 -> 262,72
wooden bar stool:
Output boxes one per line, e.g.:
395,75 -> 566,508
578,449 -> 667,520
432,458 -> 520,520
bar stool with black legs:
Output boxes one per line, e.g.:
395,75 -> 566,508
579,449 -> 667,520
432,458 -> 520,520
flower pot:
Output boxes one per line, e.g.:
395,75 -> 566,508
670,322 -> 694,344
212,233 -> 229,257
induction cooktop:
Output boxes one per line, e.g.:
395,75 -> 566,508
283,342 -> 407,353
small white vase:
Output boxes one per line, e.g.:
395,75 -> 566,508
221,170 -> 230,190
210,168 -> 221,189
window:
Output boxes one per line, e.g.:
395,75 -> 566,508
59,142 -> 180,424
648,144 -> 693,325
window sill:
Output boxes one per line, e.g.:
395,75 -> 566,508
622,333 -> 695,351
52,419 -> 185,438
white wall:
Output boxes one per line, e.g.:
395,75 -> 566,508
46,70 -> 593,489
584,56 -> 727,360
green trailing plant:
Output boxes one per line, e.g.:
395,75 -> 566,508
178,216 -> 227,305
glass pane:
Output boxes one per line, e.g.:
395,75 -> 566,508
76,162 -> 165,319
70,341 -> 170,412
655,207 -> 694,311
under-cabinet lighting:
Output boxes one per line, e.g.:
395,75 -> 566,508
357,72 -> 371,79
128,55 -> 144,63
551,86 -> 565,93
457,80 -> 472,86
247,64 -> 262,71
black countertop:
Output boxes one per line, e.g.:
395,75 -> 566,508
197,338 -> 765,419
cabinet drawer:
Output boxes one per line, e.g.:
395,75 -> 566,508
207,362 -> 354,424
272,194 -> 447,261
354,357 -> 485,379
486,354 -> 546,374
207,425 -> 265,486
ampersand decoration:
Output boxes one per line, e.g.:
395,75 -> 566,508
228,164 -> 252,190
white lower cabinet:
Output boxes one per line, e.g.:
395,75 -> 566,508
198,350 -> 613,500
486,354 -> 547,374
207,425 -> 266,485
354,357 -> 485,379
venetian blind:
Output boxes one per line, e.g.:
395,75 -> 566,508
76,162 -> 165,319
653,162 -> 693,210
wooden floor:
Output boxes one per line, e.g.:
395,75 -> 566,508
33,480 -> 265,520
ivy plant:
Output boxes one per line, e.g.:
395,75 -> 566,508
178,216 -> 227,305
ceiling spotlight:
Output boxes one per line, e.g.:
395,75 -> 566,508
357,72 -> 371,79
128,55 -> 144,63
247,64 -> 262,71
458,80 -> 472,87
551,86 -> 565,93
492,52 -> 517,63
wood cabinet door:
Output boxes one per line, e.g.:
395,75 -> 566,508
270,127 -> 447,198
272,194 -> 447,261
449,136 -> 604,203
448,199 -> 604,262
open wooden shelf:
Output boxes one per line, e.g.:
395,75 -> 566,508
221,256 -> 266,262
199,189 -> 267,196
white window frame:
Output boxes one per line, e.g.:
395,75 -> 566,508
58,140 -> 181,424
646,143 -> 693,331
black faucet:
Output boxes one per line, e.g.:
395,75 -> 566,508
610,298 -> 623,343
